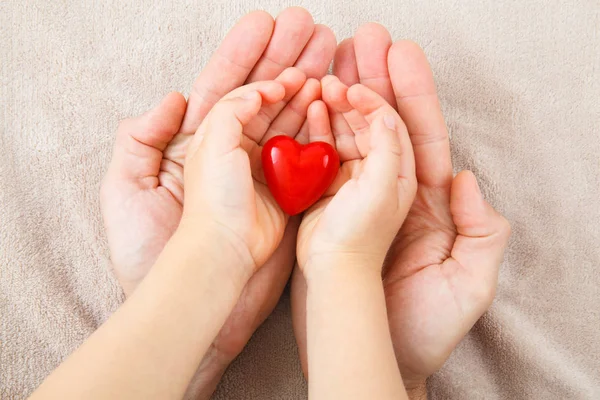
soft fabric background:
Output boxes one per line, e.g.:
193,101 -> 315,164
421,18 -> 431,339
1,0 -> 598,398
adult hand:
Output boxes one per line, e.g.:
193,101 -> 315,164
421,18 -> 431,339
100,8 -> 335,399
291,24 -> 510,398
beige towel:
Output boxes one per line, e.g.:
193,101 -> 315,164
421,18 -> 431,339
1,0 -> 598,398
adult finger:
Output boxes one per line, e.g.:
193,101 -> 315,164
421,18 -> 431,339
246,7 -> 315,82
180,11 -> 275,135
332,38 -> 359,86
388,40 -> 453,189
293,24 -> 337,79
354,23 -> 396,108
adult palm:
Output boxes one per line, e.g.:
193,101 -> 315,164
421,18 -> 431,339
100,8 -> 335,399
292,24 -> 510,394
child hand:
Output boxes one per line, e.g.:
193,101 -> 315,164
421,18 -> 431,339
296,76 -> 417,275
181,69 -> 314,273
292,35 -> 511,395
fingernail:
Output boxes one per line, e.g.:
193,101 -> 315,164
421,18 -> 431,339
383,113 -> 396,130
243,90 -> 258,100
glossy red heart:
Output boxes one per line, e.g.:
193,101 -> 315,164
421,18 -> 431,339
262,136 -> 340,215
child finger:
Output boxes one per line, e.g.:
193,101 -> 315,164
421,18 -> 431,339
329,109 -> 362,162
189,86 -> 271,158
243,67 -> 307,143
361,113 -> 416,204
307,100 -> 335,146
348,84 -> 415,182
261,78 -> 321,144
295,120 -> 310,145
322,75 -> 370,156
219,80 -> 286,104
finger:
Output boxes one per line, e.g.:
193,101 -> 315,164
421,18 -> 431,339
360,113 -> 416,204
111,92 -> 187,184
262,78 -> 321,144
449,171 -> 511,288
307,100 -> 335,147
348,84 -> 416,190
180,11 -> 275,135
321,75 -> 367,158
219,77 -> 288,103
353,23 -> 396,108
328,110 -> 361,162
346,83 -> 398,123
158,158 -> 184,204
190,82 -> 285,158
295,120 -> 310,145
323,160 -> 358,197
293,24 -> 337,79
332,38 -> 359,86
246,7 -> 315,82
244,67 -> 307,143
388,40 -> 453,188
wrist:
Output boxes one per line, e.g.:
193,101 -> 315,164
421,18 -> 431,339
302,252 -> 384,283
170,221 -> 255,285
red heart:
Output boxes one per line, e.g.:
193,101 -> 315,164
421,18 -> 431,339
262,136 -> 340,216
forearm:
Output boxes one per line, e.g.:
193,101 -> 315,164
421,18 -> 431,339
30,229 -> 249,400
305,258 -> 407,400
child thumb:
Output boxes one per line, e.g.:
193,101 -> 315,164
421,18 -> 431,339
362,113 -> 404,187
188,90 -> 263,158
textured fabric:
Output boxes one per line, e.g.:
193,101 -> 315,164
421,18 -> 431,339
1,0 -> 599,398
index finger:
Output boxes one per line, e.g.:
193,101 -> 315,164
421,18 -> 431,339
179,11 -> 275,135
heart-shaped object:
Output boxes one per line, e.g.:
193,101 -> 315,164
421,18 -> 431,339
262,136 -> 340,215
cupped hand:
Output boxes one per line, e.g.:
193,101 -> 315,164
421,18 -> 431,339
182,74 -> 314,271
292,25 -> 511,394
100,8 -> 335,399
296,78 -> 416,274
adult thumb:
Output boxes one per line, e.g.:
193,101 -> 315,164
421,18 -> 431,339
450,171 -> 511,288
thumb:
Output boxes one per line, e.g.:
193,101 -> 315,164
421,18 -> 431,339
361,113 -> 403,187
110,92 -> 187,182
361,113 -> 417,213
187,81 -> 285,159
450,171 -> 511,284
188,90 -> 263,159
